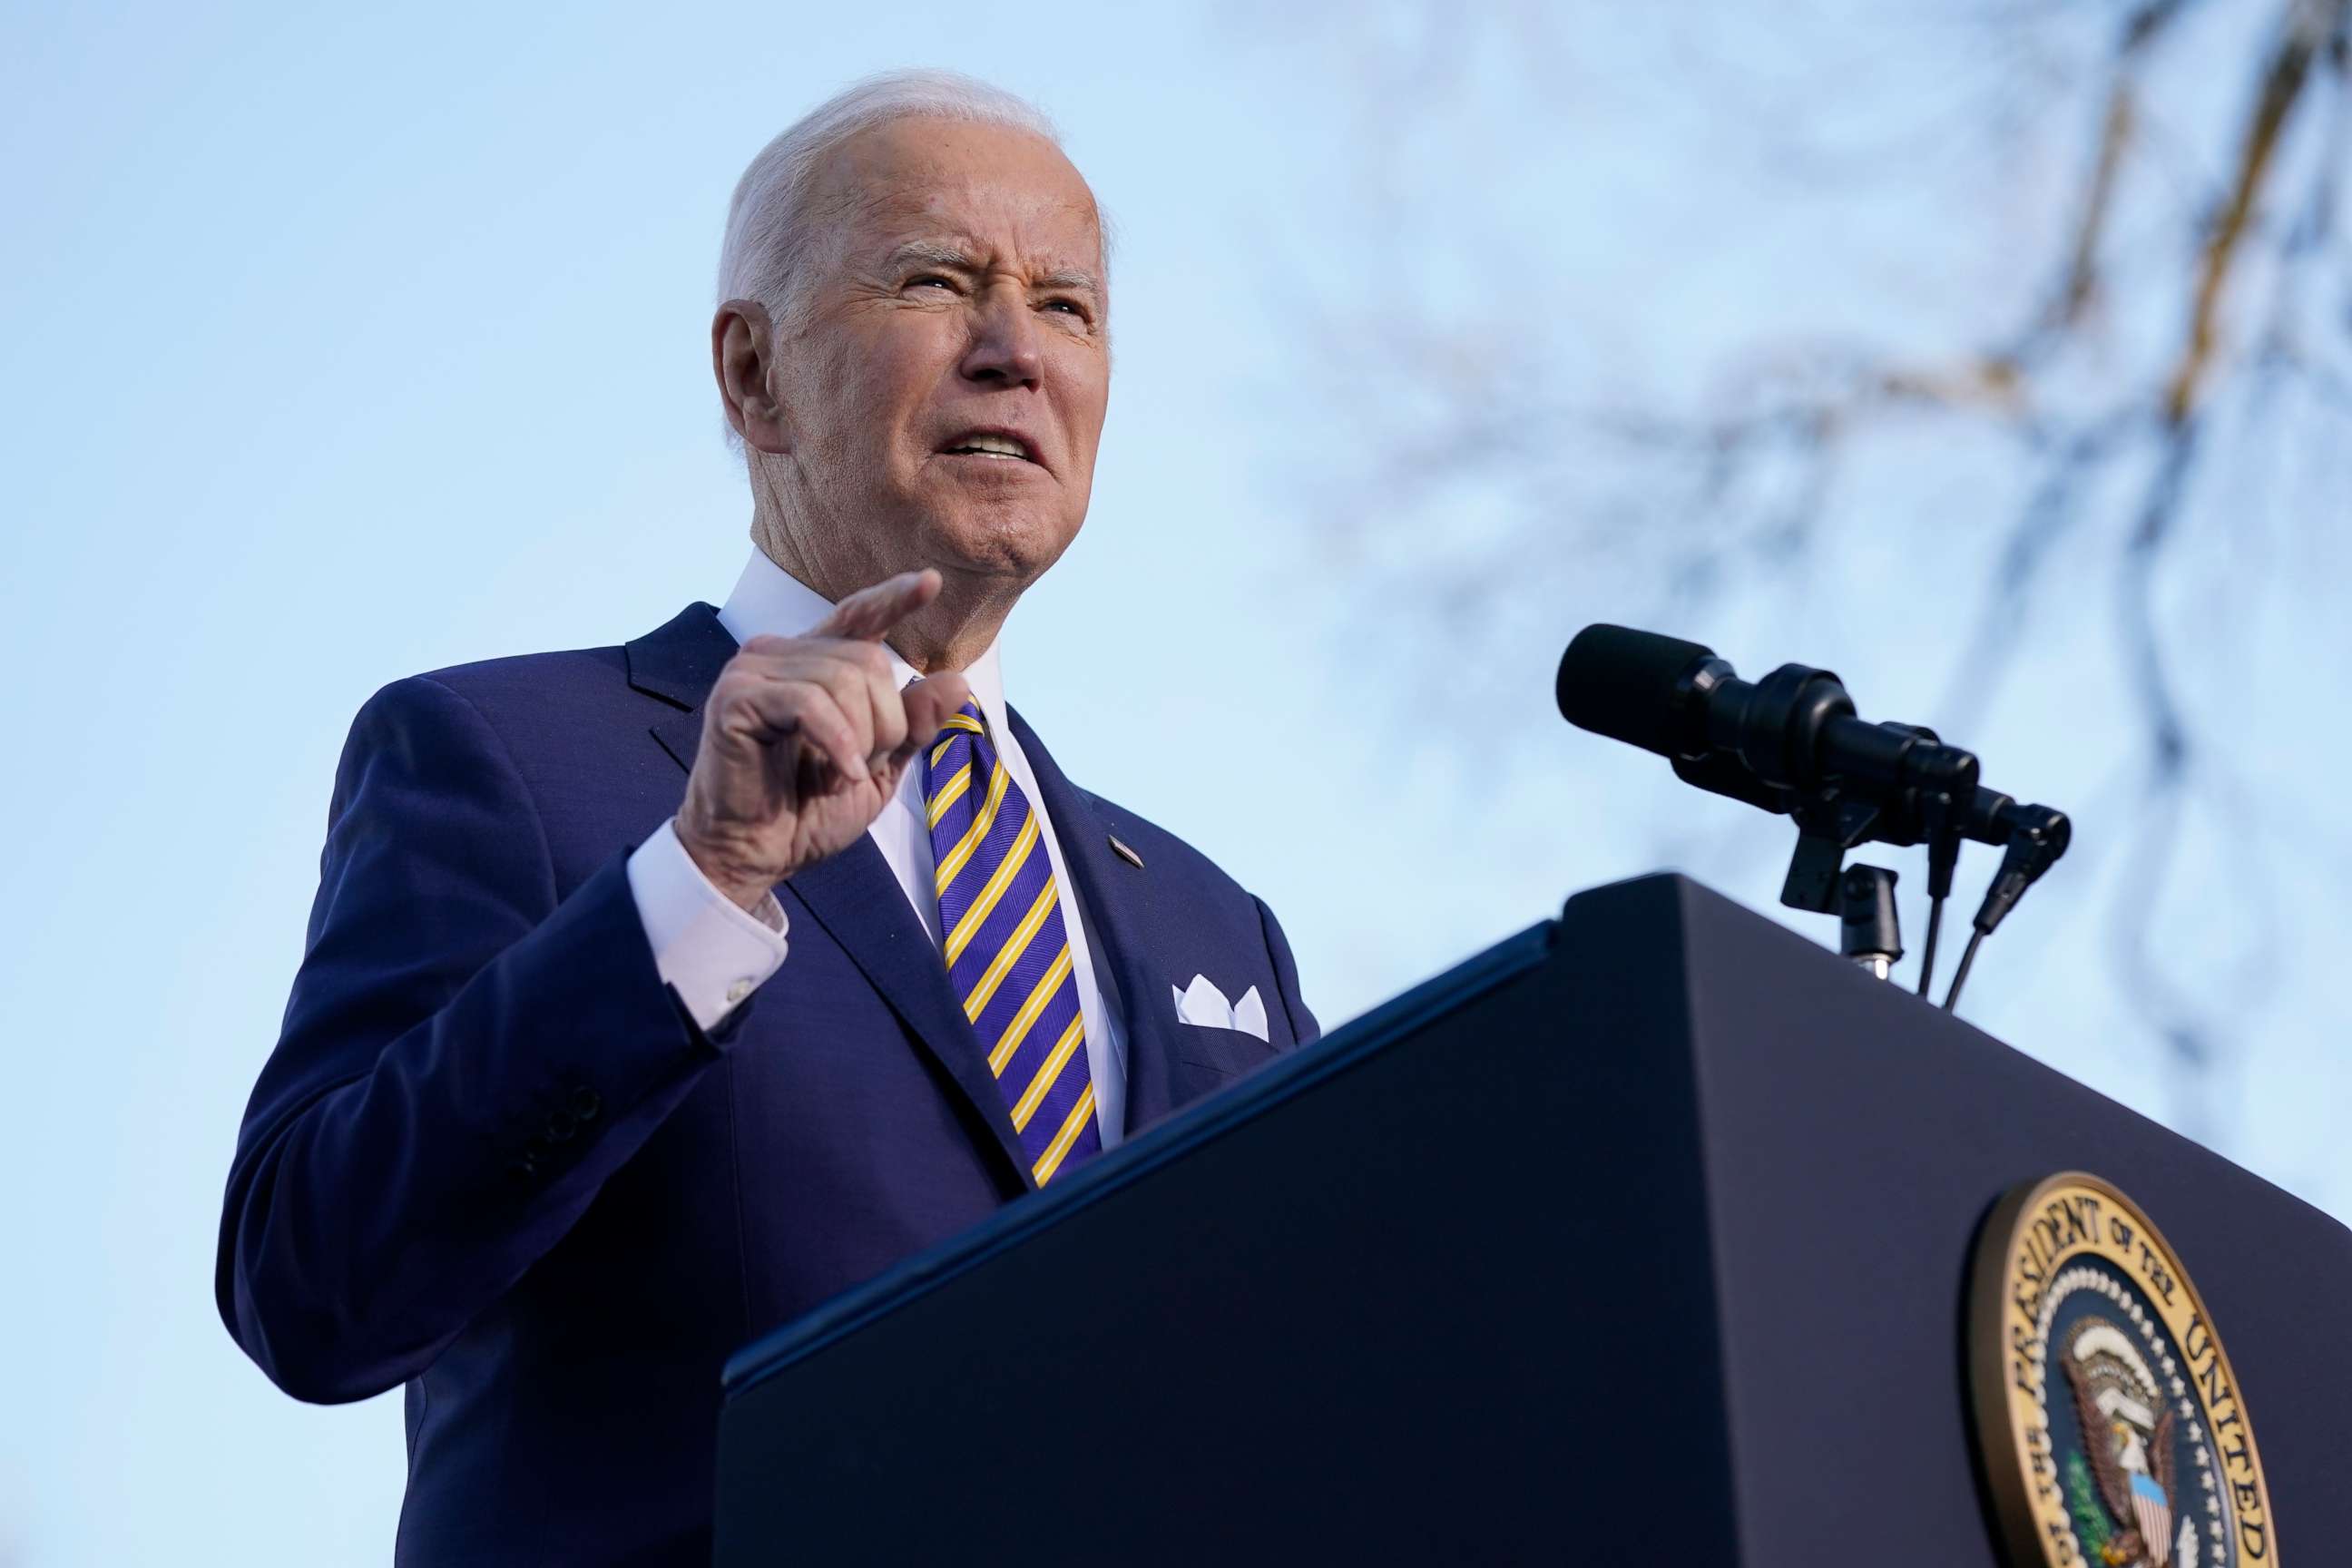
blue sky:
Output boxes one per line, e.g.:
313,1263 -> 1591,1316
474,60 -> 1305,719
3,3 -> 2344,1562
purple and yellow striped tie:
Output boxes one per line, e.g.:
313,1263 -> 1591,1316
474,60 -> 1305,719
923,701 -> 1102,1184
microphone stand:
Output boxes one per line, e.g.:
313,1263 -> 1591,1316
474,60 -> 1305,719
1757,734 -> 2062,1012
1838,866 -> 1903,980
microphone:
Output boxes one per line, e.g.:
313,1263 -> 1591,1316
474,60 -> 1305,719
1931,799 -> 2071,1011
1555,622 -> 2073,1007
1966,799 -> 2071,936
1555,623 -> 1980,823
1553,625 -> 1722,760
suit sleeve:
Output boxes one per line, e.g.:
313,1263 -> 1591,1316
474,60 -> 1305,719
217,674 -> 740,1404
1252,895 -> 1321,1048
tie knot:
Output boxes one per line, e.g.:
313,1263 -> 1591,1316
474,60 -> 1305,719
939,701 -> 988,745
923,702 -> 991,796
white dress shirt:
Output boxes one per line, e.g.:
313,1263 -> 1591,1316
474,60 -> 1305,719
624,551 -> 1130,1147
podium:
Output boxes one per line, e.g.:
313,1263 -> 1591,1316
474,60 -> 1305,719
712,876 -> 2351,1564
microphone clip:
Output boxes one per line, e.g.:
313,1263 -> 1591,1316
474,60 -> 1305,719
1971,805 -> 2072,936
1780,793 -> 1890,914
1773,721 -> 1977,916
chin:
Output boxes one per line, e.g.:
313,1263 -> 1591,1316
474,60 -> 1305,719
921,505 -> 1082,583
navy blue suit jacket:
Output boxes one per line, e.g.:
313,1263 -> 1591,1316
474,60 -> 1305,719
216,603 -> 1318,1565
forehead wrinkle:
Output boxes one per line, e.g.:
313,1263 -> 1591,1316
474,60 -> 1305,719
810,118 -> 1103,256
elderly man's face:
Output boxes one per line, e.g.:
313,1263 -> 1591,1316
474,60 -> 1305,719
767,117 -> 1110,588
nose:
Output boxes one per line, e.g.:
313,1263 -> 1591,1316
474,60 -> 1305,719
957,281 -> 1044,390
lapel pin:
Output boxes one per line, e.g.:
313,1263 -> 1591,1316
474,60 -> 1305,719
1108,833 -> 1144,869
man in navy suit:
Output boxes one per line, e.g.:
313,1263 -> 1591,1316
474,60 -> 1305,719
216,70 -> 1316,1565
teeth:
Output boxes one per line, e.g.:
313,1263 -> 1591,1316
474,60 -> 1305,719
950,434 -> 1027,458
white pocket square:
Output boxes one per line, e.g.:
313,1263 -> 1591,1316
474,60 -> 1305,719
1172,974 -> 1270,1043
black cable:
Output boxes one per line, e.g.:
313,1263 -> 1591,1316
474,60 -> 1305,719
1916,895 -> 1944,999
1942,928 -> 1987,1013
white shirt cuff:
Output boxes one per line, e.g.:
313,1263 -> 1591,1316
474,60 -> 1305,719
625,818 -> 789,1032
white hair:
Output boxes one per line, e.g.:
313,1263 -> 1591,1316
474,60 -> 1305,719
717,70 -> 1069,323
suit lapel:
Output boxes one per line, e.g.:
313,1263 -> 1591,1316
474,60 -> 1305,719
627,603 -> 1035,1193
626,602 -> 736,717
780,842 -> 1035,1191
1005,708 -> 1185,1137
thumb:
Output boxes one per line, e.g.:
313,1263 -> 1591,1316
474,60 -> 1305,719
896,671 -> 975,762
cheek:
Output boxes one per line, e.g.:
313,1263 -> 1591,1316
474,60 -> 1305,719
1057,374 -> 1110,480
871,321 -> 968,426
869,336 -> 950,422
808,321 -> 952,460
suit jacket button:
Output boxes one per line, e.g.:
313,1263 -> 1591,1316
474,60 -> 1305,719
544,1109 -> 577,1144
506,1154 -> 538,1183
567,1085 -> 603,1121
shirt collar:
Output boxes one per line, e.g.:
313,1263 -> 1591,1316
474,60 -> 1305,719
712,549 -> 1010,735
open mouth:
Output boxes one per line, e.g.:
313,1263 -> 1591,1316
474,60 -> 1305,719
938,430 -> 1040,465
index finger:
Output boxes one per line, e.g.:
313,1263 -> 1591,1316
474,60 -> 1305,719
813,568 -> 942,642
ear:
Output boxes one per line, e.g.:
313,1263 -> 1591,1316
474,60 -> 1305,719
713,299 -> 790,454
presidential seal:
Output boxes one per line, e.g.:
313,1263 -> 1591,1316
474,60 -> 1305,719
1968,1171 -> 2277,1568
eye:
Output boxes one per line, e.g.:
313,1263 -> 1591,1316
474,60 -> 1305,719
906,274 -> 956,293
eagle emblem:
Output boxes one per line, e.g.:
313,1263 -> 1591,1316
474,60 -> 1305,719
2060,1318 -> 2182,1566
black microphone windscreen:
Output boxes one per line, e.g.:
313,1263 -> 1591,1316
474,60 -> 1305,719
1555,623 -> 1718,757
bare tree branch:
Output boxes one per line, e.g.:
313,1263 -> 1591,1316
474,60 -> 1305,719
1290,0 -> 2352,1132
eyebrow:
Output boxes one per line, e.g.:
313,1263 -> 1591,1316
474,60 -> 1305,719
881,240 -> 1101,300
884,240 -> 980,274
1034,268 -> 1102,298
